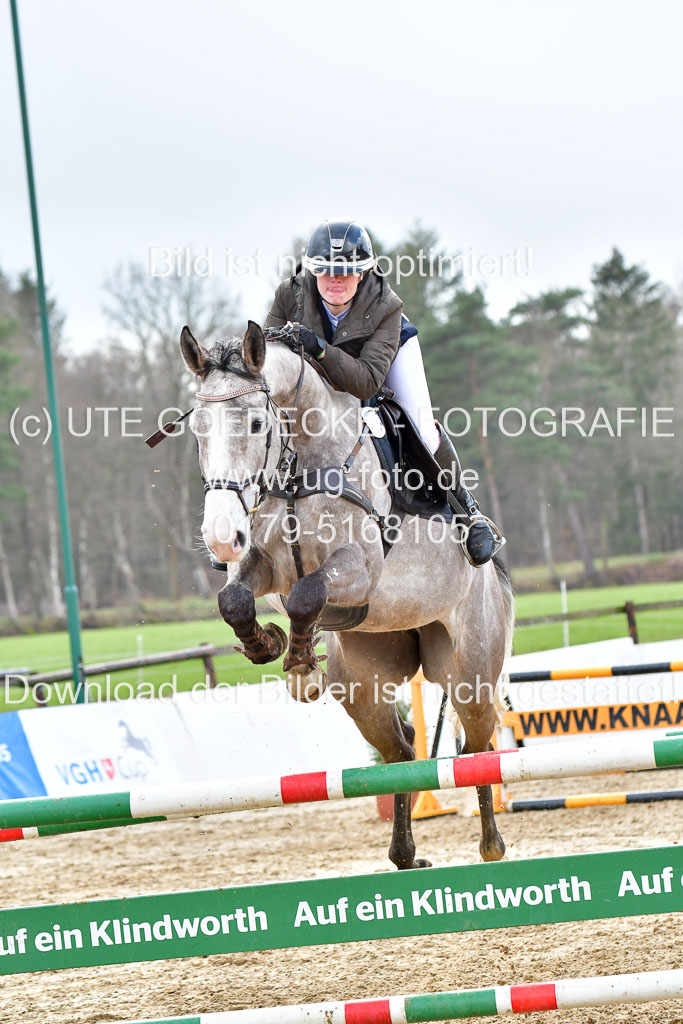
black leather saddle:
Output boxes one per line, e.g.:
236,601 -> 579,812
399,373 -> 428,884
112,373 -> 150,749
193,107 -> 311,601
368,395 -> 455,521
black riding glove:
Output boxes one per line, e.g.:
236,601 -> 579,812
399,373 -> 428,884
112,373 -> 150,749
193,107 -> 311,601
278,321 -> 326,359
297,324 -> 326,359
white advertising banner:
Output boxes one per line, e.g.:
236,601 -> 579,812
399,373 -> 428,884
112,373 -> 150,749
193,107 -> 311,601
20,700 -> 195,795
173,681 -> 373,779
16,680 -> 374,798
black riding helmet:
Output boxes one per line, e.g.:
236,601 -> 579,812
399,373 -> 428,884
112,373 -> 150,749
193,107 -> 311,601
302,220 -> 376,275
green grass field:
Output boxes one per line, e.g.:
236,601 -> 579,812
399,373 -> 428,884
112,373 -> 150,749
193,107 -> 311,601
1,579 -> 681,711
514,579 -> 683,652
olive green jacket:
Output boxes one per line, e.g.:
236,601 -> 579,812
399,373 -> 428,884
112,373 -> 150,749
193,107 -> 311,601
265,267 -> 403,400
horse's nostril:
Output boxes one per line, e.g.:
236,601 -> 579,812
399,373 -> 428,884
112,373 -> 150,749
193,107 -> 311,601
234,530 -> 246,550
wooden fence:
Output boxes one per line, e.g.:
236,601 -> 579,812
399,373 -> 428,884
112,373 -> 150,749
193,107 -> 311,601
515,598 -> 683,644
1,642 -> 232,707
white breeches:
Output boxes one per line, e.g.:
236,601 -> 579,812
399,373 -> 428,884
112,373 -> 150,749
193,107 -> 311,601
384,335 -> 440,453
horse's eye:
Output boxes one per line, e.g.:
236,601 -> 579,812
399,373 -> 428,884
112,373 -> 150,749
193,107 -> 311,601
250,419 -> 263,434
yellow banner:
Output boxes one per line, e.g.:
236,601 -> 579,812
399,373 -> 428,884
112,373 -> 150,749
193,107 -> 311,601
503,700 -> 683,739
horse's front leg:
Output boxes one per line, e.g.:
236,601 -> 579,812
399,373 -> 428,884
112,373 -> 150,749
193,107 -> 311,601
283,541 -> 375,701
217,549 -> 287,665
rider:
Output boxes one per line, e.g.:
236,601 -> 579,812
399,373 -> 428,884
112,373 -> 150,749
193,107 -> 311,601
265,219 -> 502,566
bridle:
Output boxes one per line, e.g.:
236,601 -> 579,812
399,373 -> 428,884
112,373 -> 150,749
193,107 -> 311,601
194,342 -> 306,523
195,380 -> 273,520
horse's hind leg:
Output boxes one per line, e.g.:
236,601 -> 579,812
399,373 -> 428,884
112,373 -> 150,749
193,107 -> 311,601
455,641 -> 506,862
459,711 -> 505,862
420,620 -> 506,863
327,629 -> 429,871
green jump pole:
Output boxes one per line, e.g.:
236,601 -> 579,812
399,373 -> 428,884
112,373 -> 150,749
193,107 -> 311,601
10,0 -> 86,703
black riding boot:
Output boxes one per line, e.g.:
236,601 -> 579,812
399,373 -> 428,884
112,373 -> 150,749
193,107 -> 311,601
433,424 -> 504,566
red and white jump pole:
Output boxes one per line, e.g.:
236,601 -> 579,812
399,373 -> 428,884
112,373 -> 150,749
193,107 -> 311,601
119,967 -> 683,1022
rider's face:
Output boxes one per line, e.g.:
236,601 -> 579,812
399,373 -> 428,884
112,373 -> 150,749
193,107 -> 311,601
316,272 -> 362,310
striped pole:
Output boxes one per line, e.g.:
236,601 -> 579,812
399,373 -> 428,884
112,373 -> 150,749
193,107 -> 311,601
507,787 -> 683,812
0,732 -> 681,834
509,659 -> 683,683
0,815 -> 165,842
119,968 -> 683,1022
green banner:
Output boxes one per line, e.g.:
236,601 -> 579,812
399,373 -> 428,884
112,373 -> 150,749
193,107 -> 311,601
0,846 -> 681,975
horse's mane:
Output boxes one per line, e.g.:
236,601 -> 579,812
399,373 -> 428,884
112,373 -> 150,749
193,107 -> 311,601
199,336 -> 340,397
199,337 -> 253,379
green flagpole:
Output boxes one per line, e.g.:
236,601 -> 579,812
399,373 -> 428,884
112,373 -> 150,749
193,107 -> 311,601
10,0 -> 86,704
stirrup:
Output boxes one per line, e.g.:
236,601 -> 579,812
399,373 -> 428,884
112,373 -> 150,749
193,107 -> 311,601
462,513 -> 506,568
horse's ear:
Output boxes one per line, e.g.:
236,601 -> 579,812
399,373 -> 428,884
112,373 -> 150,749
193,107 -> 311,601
243,320 -> 266,375
180,326 -> 210,375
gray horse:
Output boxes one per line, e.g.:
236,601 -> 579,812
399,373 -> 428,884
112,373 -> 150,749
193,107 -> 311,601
180,321 -> 514,870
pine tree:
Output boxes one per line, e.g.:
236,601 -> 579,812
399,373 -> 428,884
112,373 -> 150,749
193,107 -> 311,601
379,222 -> 460,333
589,249 -> 679,554
504,289 -> 599,579
423,286 -> 533,536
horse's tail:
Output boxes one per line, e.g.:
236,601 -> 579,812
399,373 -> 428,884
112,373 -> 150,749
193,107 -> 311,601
492,554 -> 515,721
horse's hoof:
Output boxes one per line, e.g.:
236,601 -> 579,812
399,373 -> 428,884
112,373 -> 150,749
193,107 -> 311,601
263,622 -> 287,656
394,856 -> 432,870
235,622 -> 288,665
480,836 -> 506,862
286,667 -> 327,703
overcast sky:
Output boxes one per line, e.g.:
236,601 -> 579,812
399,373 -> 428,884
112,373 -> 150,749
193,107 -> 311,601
2,0 -> 682,352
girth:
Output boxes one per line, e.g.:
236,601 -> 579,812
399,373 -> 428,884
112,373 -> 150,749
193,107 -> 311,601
269,449 -> 401,631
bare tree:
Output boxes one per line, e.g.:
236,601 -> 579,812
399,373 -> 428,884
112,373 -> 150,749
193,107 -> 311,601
102,263 -> 241,600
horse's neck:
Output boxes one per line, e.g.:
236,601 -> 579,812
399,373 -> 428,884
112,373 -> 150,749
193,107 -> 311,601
268,348 -> 360,468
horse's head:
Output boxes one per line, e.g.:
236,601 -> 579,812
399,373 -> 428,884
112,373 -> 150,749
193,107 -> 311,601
181,321 -> 361,568
181,320 -> 277,564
